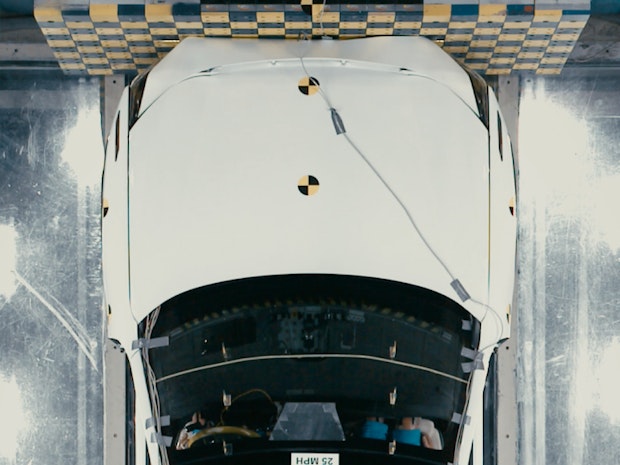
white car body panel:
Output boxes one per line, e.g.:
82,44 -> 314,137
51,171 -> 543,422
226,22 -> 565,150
101,36 -> 517,465
102,88 -> 134,334
487,91 -> 518,328
139,37 -> 478,125
128,63 -> 490,326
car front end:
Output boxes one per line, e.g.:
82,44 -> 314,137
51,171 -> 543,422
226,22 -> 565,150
102,36 -> 517,465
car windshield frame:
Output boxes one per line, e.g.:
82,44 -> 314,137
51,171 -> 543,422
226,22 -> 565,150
143,275 -> 480,464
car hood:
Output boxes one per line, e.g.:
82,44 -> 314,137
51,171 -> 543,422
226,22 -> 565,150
128,59 -> 489,324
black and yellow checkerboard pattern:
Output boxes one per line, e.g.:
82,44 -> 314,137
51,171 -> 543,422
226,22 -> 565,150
34,1 -> 589,76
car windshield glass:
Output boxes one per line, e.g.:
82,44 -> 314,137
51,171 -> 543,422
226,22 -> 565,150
147,275 -> 479,464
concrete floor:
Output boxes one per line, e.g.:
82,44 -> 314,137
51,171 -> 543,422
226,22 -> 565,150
0,58 -> 619,465
517,68 -> 620,465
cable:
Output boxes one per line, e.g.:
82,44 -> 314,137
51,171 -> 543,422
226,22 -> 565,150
299,56 -> 336,109
341,131 -> 458,280
473,298 -> 507,351
297,57 -> 507,346
298,57 -> 458,283
219,388 -> 275,426
318,0 -> 328,37
142,306 -> 170,465
156,353 -> 469,385
307,55 -> 510,379
452,303 -> 506,457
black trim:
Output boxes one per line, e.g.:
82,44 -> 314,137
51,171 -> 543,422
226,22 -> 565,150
115,112 -> 120,161
126,356 -> 136,465
461,66 -> 490,129
497,113 -> 503,162
128,69 -> 149,129
482,350 -> 498,465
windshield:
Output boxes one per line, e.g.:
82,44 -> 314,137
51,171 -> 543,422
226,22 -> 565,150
146,275 -> 479,464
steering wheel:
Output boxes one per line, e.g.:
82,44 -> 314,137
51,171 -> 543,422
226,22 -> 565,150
188,426 -> 260,448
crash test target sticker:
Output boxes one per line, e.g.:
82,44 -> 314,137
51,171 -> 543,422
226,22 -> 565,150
298,175 -> 320,196
291,453 -> 339,465
298,76 -> 320,96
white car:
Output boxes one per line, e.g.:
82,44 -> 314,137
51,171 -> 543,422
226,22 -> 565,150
102,36 -> 517,465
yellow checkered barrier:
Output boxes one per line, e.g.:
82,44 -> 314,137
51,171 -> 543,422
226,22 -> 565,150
34,1 -> 590,75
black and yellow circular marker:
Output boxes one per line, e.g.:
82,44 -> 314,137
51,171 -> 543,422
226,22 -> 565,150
298,76 -> 320,96
102,198 -> 109,217
298,175 -> 320,196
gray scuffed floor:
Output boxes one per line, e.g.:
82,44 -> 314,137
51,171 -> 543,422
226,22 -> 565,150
0,66 -> 619,465
517,69 -> 620,465
0,72 -> 103,465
